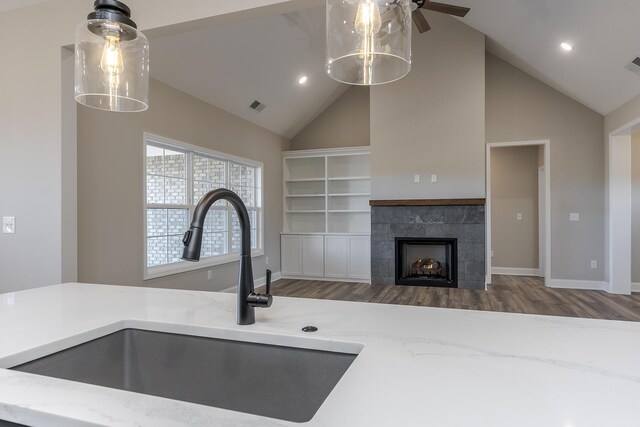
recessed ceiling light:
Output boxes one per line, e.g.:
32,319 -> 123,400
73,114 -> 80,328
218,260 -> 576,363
298,76 -> 308,85
560,42 -> 573,52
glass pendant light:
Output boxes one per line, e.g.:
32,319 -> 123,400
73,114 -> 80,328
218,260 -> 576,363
326,0 -> 412,85
75,0 -> 149,112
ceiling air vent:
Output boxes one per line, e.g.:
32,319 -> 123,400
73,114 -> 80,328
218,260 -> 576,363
625,57 -> 640,76
249,100 -> 266,113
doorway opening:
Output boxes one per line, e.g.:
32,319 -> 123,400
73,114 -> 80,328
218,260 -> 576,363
486,140 -> 551,286
608,120 -> 637,294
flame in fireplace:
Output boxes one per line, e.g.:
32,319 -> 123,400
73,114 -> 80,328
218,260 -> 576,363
411,259 -> 446,277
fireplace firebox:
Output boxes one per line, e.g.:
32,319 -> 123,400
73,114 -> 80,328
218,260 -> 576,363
395,238 -> 458,288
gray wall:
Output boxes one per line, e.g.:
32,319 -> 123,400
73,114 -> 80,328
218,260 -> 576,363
370,12 -> 486,200
78,79 -> 289,291
490,146 -> 539,270
0,0 -> 311,294
486,53 -> 605,281
633,132 -> 640,283
604,93 -> 640,136
291,87 -> 370,150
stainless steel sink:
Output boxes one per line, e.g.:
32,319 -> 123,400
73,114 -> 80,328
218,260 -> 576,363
10,329 -> 358,423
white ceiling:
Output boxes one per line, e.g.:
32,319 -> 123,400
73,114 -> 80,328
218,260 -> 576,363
149,7 -> 348,139
456,0 -> 640,115
0,0 -> 630,133
0,0 -> 51,13
1,0 -> 639,122
0,0 -> 640,123
148,0 -> 640,139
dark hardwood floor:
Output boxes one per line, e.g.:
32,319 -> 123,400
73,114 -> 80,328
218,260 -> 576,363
262,275 -> 640,322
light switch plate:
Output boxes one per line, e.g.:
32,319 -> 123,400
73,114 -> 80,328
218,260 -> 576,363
431,174 -> 438,183
570,213 -> 580,221
2,217 -> 15,234
516,213 -> 523,221
414,174 -> 421,183
591,260 -> 598,269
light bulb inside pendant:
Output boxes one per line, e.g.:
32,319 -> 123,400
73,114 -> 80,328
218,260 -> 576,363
100,35 -> 125,76
75,0 -> 149,112
354,0 -> 382,84
326,0 -> 412,86
355,0 -> 382,35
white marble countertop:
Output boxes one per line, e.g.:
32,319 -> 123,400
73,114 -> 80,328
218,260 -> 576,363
0,283 -> 639,426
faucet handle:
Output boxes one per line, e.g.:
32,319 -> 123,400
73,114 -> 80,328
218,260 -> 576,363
247,269 -> 273,309
266,269 -> 272,295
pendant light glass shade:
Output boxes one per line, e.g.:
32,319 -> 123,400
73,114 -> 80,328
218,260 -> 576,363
326,0 -> 412,85
75,1 -> 149,112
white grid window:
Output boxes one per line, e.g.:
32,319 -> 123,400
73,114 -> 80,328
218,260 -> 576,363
144,134 -> 263,279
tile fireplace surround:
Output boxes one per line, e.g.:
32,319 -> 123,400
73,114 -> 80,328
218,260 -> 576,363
370,200 -> 486,290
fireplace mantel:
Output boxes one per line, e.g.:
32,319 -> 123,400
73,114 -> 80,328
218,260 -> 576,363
370,199 -> 485,207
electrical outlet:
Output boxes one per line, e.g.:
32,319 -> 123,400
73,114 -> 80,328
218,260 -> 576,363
431,174 -> 438,183
2,217 -> 15,234
591,260 -> 598,269
414,174 -> 421,183
570,213 -> 580,222
516,213 -> 523,221
207,270 -> 212,280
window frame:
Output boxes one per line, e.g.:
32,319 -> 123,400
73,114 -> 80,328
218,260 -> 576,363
143,133 -> 264,280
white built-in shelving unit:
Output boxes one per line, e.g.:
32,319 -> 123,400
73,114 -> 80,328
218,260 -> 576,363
281,147 -> 371,282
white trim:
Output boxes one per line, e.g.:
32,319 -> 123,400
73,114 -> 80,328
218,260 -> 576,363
280,232 -> 370,236
486,140 -> 550,149
607,133 -> 633,295
486,140 -> 551,287
610,116 -> 640,137
145,132 -> 263,168
280,275 -> 371,284
220,271 -> 282,293
282,146 -> 370,158
538,166 -> 546,279
548,279 -> 608,291
142,133 -> 265,281
144,250 -> 265,280
631,283 -> 640,293
492,267 -> 542,277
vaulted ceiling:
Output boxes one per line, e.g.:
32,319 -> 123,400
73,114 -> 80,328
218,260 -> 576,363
148,0 -> 640,138
149,7 -> 349,139
458,0 -> 640,116
4,0 -> 640,133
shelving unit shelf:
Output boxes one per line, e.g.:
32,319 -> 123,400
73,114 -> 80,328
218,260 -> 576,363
282,147 -> 371,282
328,176 -> 371,180
283,147 -> 371,234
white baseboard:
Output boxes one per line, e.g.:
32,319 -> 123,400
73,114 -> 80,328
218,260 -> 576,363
220,271 -> 282,293
548,279 -> 608,291
280,275 -> 371,284
492,267 -> 542,277
631,283 -> 640,293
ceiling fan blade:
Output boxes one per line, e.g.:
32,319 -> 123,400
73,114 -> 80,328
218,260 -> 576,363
381,2 -> 410,32
422,1 -> 470,17
412,10 -> 431,33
